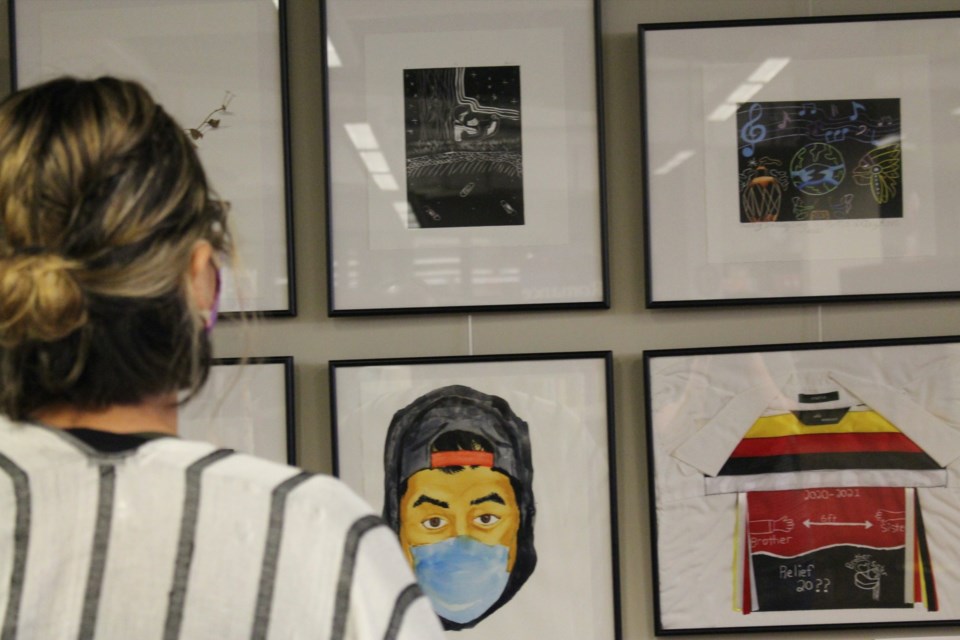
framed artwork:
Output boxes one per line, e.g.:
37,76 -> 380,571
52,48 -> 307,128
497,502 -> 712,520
639,12 -> 960,307
179,356 -> 296,465
11,0 -> 296,316
322,0 -> 609,315
644,335 -> 960,634
330,352 -> 620,637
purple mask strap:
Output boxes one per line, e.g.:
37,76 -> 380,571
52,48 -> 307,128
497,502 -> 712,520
204,268 -> 221,332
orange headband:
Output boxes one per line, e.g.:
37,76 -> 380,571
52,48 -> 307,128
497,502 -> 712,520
431,451 -> 494,468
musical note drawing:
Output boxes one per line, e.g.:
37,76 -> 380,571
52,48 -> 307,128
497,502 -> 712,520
778,112 -> 792,130
739,103 -> 767,158
849,101 -> 866,122
824,127 -> 849,143
798,102 -> 817,116
850,124 -> 877,144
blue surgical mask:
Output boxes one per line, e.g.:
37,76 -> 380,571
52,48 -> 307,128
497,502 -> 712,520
410,536 -> 510,624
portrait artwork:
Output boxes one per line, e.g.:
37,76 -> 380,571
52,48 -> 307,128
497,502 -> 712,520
331,354 -> 618,639
382,386 -> 536,630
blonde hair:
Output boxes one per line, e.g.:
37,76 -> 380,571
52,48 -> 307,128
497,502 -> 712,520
0,76 -> 232,419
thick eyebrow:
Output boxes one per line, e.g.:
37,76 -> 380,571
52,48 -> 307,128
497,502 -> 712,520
470,492 -> 506,506
412,494 -> 449,509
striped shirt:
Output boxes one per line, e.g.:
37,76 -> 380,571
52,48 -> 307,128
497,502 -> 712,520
0,418 -> 444,639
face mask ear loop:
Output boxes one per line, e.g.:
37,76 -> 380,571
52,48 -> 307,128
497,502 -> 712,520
203,267 -> 221,333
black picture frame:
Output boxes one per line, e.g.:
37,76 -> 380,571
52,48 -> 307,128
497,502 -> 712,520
639,12 -> 960,307
644,335 -> 960,634
322,0 -> 609,315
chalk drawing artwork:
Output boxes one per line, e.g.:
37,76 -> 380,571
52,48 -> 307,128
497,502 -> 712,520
736,99 -> 902,222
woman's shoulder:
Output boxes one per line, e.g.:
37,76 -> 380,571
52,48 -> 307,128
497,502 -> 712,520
152,435 -> 377,520
0,419 -> 375,524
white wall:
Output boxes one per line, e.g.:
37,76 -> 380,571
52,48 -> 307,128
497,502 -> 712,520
213,1 -> 960,638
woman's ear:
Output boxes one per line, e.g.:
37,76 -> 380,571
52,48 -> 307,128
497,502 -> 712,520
186,240 -> 216,315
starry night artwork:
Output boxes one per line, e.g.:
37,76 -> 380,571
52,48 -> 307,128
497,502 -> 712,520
736,98 -> 902,223
404,66 -> 523,228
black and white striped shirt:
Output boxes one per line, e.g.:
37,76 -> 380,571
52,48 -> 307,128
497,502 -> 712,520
0,419 -> 444,639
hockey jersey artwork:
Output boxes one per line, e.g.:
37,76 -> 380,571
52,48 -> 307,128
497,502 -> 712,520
646,340 -> 960,633
718,402 -> 940,613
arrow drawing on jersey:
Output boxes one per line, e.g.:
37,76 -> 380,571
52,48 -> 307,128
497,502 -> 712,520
803,519 -> 872,529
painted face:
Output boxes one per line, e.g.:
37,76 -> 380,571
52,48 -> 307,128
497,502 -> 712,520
398,466 -> 520,571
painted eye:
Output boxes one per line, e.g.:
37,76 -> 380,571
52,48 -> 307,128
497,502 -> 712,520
421,516 -> 447,531
473,513 -> 501,527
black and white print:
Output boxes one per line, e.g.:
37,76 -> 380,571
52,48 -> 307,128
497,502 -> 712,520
404,66 -> 523,228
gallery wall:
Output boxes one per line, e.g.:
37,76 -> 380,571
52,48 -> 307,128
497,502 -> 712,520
3,0 -> 958,638
212,1 -> 960,638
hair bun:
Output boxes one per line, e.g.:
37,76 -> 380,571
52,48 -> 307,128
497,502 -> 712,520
0,253 -> 88,347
